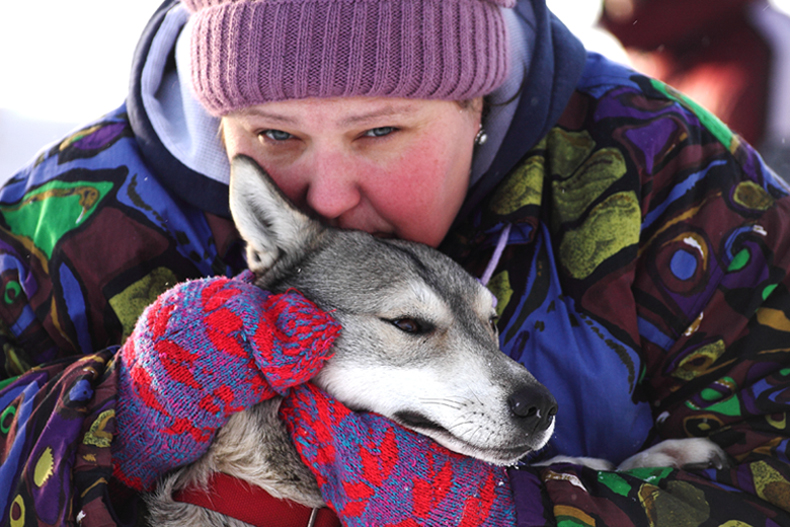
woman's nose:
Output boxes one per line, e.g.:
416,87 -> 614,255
302,150 -> 362,221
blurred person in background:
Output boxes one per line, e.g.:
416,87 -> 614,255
547,0 -> 630,65
602,0 -> 790,179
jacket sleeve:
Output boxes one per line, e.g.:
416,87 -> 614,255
0,112 -> 141,377
0,107 -> 242,523
0,350 -> 123,526
508,78 -> 790,526
0,125 -> 130,525
0,106 -> 242,379
0,130 -> 138,523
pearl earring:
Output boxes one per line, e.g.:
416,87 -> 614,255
474,127 -> 488,146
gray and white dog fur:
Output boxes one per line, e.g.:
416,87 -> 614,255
144,156 -> 728,525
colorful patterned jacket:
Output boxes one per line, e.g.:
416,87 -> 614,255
1,0 -> 789,525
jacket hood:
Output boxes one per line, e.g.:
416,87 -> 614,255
127,0 -> 585,221
128,0 -> 231,217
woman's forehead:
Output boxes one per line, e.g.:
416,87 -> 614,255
229,97 -> 450,126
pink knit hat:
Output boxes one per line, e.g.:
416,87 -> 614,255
183,0 -> 516,116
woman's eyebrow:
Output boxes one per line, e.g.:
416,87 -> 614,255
237,108 -> 299,125
236,103 -> 419,127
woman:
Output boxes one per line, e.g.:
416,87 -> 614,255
1,0 -> 789,525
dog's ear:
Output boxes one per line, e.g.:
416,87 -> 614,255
229,155 -> 323,275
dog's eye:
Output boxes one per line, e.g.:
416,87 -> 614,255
489,315 -> 499,335
390,318 -> 431,335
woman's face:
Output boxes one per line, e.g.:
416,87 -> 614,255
222,96 -> 482,247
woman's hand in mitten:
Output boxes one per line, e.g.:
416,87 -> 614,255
112,270 -> 340,491
280,383 -> 516,527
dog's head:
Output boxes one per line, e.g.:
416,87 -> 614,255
229,155 -> 556,465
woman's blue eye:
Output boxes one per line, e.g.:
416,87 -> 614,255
261,129 -> 293,141
364,126 -> 396,138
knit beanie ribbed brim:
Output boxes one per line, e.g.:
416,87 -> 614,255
183,0 -> 516,116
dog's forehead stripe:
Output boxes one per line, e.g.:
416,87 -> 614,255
383,241 -> 432,276
373,280 -> 451,323
384,242 -> 472,295
410,282 -> 448,315
382,241 -> 497,321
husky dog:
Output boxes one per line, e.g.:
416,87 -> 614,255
144,156 -> 727,525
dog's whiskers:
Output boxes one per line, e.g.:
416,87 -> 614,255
445,420 -> 478,437
418,397 -> 468,410
444,413 -> 501,450
470,389 -> 486,407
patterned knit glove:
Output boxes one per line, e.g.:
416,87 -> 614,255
112,271 -> 340,491
280,383 -> 516,527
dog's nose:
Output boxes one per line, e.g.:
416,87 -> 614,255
508,385 -> 557,432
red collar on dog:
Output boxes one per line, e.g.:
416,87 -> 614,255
173,472 -> 341,527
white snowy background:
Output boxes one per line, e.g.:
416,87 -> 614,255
2,0 -> 790,180
0,0 -> 164,179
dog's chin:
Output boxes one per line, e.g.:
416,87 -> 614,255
394,410 -> 553,466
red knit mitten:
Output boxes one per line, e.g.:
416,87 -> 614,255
113,271 -> 340,491
280,383 -> 516,527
